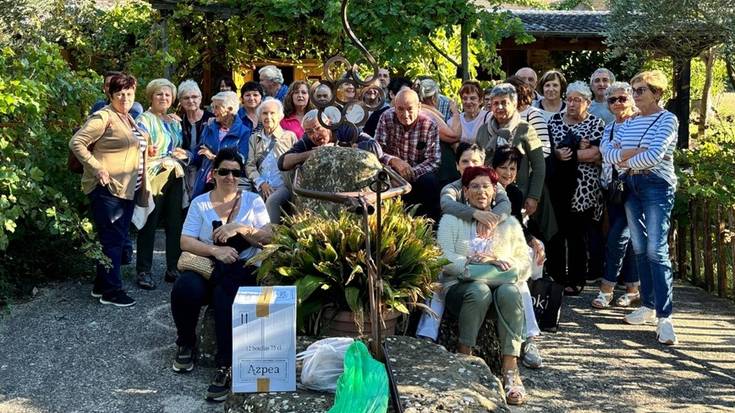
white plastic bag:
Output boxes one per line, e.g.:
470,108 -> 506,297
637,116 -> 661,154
297,337 -> 354,393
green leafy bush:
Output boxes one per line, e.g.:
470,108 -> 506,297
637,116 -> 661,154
0,40 -> 105,304
250,199 -> 448,334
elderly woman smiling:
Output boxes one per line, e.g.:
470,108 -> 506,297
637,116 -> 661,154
191,91 -> 252,199
135,78 -> 188,289
475,83 -> 546,218
593,81 -> 640,310
602,70 -> 680,345
546,81 -> 605,295
437,166 -> 530,406
246,98 -> 297,224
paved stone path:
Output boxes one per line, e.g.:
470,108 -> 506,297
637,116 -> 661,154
1,237 -> 734,412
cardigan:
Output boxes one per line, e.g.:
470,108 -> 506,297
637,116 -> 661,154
437,214 -> 531,291
246,126 -> 297,189
69,106 -> 150,204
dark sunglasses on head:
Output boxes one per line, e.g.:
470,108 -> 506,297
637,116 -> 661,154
607,95 -> 629,105
216,168 -> 243,177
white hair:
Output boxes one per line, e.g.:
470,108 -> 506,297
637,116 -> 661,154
211,91 -> 240,113
590,68 -> 616,85
605,81 -> 633,98
302,109 -> 330,126
256,97 -> 284,119
258,65 -> 284,84
177,79 -> 201,100
566,81 -> 593,101
489,83 -> 518,104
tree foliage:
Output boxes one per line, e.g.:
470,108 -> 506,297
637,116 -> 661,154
606,0 -> 734,60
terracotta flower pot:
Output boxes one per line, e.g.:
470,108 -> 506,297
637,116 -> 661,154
322,308 -> 402,338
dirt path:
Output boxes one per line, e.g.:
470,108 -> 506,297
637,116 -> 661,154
1,239 -> 734,412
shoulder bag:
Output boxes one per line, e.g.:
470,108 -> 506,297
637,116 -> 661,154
458,263 -> 519,287
177,191 -> 242,280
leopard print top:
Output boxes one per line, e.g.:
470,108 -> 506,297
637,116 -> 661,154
548,112 -> 605,220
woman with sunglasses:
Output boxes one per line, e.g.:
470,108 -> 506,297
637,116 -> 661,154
602,70 -> 679,345
171,147 -> 272,402
592,82 -> 640,310
191,91 -> 252,199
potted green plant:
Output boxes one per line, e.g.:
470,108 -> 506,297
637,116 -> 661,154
250,199 -> 448,336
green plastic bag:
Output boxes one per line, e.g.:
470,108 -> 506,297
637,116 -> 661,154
328,341 -> 389,413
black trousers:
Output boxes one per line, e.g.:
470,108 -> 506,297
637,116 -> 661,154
546,209 -> 601,288
403,171 -> 441,223
170,262 -> 256,367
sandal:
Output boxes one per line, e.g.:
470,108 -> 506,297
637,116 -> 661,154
564,285 -> 583,296
502,368 -> 526,406
591,291 -> 614,309
615,292 -> 640,307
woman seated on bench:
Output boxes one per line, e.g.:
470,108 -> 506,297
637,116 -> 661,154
436,166 -> 530,406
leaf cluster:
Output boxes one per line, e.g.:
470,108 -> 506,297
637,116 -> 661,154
250,199 -> 448,334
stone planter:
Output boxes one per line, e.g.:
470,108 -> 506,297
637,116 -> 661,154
322,309 -> 402,337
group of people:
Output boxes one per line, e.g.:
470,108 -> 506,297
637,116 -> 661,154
69,63 -> 679,405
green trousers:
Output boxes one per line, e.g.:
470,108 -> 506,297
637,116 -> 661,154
136,173 -> 183,274
445,281 -> 524,357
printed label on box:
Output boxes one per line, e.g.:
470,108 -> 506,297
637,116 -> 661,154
232,286 -> 296,393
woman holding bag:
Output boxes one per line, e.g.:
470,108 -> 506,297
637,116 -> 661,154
437,166 -> 530,405
593,82 -> 640,309
69,73 -> 151,307
170,147 -> 271,402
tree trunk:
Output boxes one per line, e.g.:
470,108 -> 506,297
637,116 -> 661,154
460,23 -> 469,81
672,57 -> 691,149
697,48 -> 715,139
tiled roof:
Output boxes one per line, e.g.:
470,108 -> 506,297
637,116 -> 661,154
506,10 -> 609,37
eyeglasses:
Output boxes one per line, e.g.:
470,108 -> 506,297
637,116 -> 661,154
216,168 -> 243,177
566,97 -> 585,104
181,95 -> 201,101
607,95 -> 629,105
632,86 -> 650,96
468,183 -> 494,192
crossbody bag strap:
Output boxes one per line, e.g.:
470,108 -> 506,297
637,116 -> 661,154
635,111 -> 665,148
224,191 -> 242,224
255,133 -> 279,169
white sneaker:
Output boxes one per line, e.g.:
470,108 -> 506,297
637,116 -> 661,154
657,317 -> 678,345
624,307 -> 657,325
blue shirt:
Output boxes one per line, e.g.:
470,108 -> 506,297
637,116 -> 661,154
274,84 -> 289,102
191,115 -> 252,198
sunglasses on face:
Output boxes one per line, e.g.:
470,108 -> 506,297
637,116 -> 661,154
216,168 -> 243,177
632,86 -> 651,96
607,95 -> 629,105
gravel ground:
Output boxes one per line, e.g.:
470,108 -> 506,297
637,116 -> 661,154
1,234 -> 734,412
513,282 -> 735,413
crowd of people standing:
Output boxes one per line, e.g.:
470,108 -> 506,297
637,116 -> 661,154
69,63 -> 680,405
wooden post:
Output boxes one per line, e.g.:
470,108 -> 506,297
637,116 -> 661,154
717,205 -> 727,297
676,218 -> 688,280
672,56 -> 691,149
703,200 -> 714,292
689,200 -> 700,284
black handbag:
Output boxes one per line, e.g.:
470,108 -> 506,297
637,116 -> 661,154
529,277 -> 565,333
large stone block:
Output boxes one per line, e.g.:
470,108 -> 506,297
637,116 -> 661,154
295,146 -> 382,215
385,336 -> 508,412
437,311 -> 502,376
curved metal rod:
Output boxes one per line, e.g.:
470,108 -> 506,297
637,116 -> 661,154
341,0 -> 379,86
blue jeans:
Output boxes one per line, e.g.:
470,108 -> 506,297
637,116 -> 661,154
88,186 -> 135,294
602,200 -> 639,287
624,173 -> 675,318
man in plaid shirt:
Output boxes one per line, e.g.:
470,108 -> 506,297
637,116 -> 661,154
375,89 -> 441,221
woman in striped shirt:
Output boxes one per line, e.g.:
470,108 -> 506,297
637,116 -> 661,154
601,70 -> 679,345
